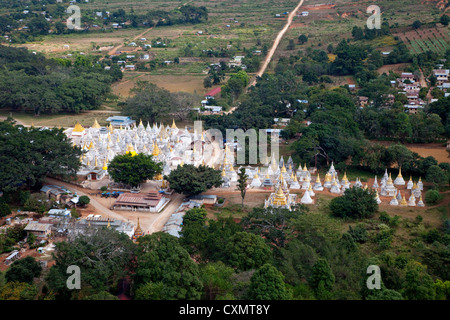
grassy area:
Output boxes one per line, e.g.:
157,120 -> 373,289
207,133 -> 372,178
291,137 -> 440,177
0,110 -> 112,128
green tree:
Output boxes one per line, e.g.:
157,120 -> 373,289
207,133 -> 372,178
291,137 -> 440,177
426,165 -> 448,189
403,262 -> 435,300
0,121 -> 82,192
108,153 -> 162,188
424,189 -> 443,205
224,232 -> 272,271
246,264 -> 291,300
199,262 -> 234,300
133,232 -> 203,300
309,258 -> 335,299
412,20 -> 422,29
83,291 -> 119,300
5,256 -> 42,284
203,76 -> 212,89
236,168 -> 248,209
123,82 -> 175,123
440,14 -> 449,26
298,34 -> 308,44
0,203 -> 11,218
78,195 -> 90,207
329,187 -> 378,219
46,228 -> 135,299
134,282 -> 164,300
0,281 -> 37,300
164,164 -> 222,197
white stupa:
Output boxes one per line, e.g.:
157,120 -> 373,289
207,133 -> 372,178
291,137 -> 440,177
330,180 -> 341,194
313,174 -> 324,191
372,176 -> 379,189
375,190 -> 381,204
408,193 -> 416,206
300,189 -> 314,204
394,167 -> 406,186
406,176 -> 413,190
417,195 -> 425,207
289,174 -> 301,190
307,184 -> 315,197
389,194 -> 399,206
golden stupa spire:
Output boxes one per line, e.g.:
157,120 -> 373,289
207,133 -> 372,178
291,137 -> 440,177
171,119 -> 177,129
92,119 -> 101,129
398,166 -> 403,178
102,159 -> 108,171
73,122 -> 85,133
107,218 -> 111,229
221,167 -> 227,177
281,163 -> 287,173
316,173 -> 321,182
273,185 -> 287,205
152,142 -> 160,156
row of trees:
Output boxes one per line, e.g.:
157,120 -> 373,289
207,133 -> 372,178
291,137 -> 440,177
0,46 -> 121,114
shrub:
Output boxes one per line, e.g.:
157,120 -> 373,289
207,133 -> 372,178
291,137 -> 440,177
347,224 -> 368,243
329,187 -> 378,219
425,189 -> 443,205
0,203 -> 11,218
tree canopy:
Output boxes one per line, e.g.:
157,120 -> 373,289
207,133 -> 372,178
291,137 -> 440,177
0,120 -> 82,192
107,153 -> 163,188
164,164 -> 223,196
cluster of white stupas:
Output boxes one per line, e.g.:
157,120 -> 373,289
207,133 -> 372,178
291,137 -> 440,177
232,155 -> 426,211
63,119 -> 426,209
64,119 -> 231,181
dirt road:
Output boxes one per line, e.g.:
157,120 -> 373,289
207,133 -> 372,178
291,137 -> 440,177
250,0 -> 305,86
44,178 -> 185,234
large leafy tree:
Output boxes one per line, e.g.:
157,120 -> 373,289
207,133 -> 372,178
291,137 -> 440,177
0,120 -> 83,192
329,187 -> 378,219
107,153 -> 162,188
164,164 -> 222,197
241,206 -> 307,249
246,263 -> 291,300
46,228 -> 135,299
224,232 -> 272,271
133,232 -> 203,300
5,256 -> 42,284
309,258 -> 335,299
123,82 -> 175,123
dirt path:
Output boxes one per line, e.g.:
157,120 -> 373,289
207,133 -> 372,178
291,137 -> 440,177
249,0 -> 305,87
44,177 -> 185,234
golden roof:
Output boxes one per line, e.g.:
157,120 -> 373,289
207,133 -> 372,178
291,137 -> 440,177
387,173 -> 393,184
126,144 -> 137,156
324,172 -> 331,182
221,168 -> 226,177
303,164 -> 308,171
102,159 -> 108,171
273,185 -> 287,205
73,122 -> 85,132
316,174 -> 321,183
400,196 -> 407,205
397,167 -> 403,178
281,164 -> 287,173
92,119 -> 101,129
152,142 -> 160,156
229,164 -> 234,172
171,119 -> 177,129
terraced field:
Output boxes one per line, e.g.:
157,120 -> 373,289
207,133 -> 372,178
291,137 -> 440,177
396,27 -> 450,54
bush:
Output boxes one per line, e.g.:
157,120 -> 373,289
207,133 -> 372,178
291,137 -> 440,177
100,186 -> 108,192
329,187 -> 378,219
425,189 -> 443,205
0,203 -> 11,218
347,224 -> 368,243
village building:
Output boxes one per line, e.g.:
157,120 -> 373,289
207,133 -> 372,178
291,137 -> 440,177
112,191 -> 169,212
